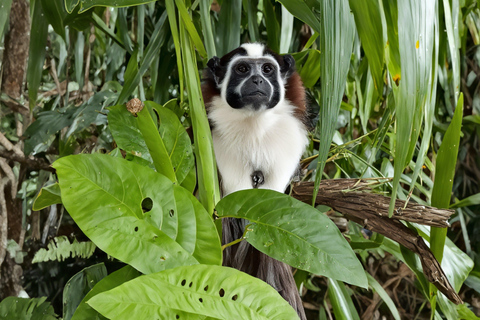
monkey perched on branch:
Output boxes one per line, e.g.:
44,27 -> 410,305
202,43 -> 309,319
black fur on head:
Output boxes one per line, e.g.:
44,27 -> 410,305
205,43 -> 297,111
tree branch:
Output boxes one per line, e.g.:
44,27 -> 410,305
0,149 -> 54,173
291,179 -> 462,305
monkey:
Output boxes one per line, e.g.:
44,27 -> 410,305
202,43 -> 309,320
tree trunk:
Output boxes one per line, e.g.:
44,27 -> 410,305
0,0 -> 31,299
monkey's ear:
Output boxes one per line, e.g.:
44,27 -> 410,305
207,56 -> 222,85
281,54 -> 296,77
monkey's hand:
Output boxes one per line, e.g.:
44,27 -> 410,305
251,170 -> 265,188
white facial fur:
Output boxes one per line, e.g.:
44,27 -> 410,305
219,55 -> 286,110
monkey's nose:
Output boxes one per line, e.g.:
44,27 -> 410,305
251,75 -> 263,85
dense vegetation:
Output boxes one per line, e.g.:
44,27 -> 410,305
0,0 -> 479,319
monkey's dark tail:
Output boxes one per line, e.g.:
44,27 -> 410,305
222,218 -> 307,320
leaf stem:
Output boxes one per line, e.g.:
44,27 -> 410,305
221,223 -> 253,251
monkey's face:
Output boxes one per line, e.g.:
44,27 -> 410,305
206,44 -> 295,111
224,58 -> 281,110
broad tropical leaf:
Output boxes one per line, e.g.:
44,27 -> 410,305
216,189 -> 368,288
88,264 -> 300,320
53,154 -> 222,273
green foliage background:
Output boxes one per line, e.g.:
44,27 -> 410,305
0,0 -> 479,319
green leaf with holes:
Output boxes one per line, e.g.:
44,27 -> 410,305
215,189 -> 368,288
88,264 -> 300,320
53,154 -> 222,274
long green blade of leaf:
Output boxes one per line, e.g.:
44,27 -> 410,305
407,4 -> 440,199
215,0 -> 242,56
77,0 -> 156,13
116,11 -> 168,105
243,0 -> 260,43
27,0 -> 49,110
327,278 -> 361,320
279,5 -> 294,53
348,0 -> 384,96
0,0 -> 13,40
366,273 -> 401,320
388,0 -> 436,216
175,0 -> 207,58
314,0 -> 355,203
165,0 -> 184,104
199,0 -> 216,58
430,94 -> 463,263
276,0 -> 321,34
263,0 -> 280,53
177,4 -> 221,213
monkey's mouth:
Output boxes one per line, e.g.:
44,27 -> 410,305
245,91 -> 267,97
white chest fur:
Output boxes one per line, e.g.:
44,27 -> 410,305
208,97 -> 308,195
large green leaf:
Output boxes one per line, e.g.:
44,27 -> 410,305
314,0 -> 355,202
0,297 -> 57,320
88,265 -> 300,320
349,0 -> 384,96
72,266 -> 141,320
63,263 -> 108,320
215,189 -> 368,288
53,154 -> 222,273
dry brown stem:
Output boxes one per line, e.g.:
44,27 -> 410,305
291,179 -> 462,305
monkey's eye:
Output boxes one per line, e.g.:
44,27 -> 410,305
262,63 -> 274,74
235,64 -> 249,74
